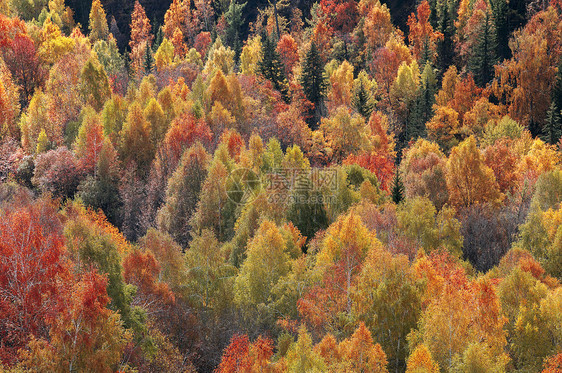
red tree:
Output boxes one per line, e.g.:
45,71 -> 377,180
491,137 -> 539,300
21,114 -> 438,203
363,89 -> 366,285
0,198 -> 70,366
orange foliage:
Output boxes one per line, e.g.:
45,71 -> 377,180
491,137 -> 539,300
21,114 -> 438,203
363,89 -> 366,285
483,139 -> 519,194
0,14 -> 26,50
123,249 -> 175,306
407,1 -> 443,62
162,112 -> 213,166
129,0 -> 153,51
171,27 -> 187,58
543,353 -> 562,373
215,334 -> 274,373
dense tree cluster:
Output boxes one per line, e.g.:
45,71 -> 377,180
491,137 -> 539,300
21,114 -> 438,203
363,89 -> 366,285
1,0 -> 562,371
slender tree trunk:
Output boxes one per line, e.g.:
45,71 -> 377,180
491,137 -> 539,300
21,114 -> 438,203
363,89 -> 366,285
273,0 -> 281,40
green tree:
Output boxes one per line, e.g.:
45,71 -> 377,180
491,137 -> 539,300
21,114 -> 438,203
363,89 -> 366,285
233,220 -> 302,327
541,102 -> 562,145
435,0 -> 455,76
397,196 -> 463,256
410,63 -> 436,139
78,138 -> 122,226
468,5 -> 497,87
80,56 -> 111,112
352,71 -> 376,119
258,33 -> 289,102
300,42 -> 328,129
224,0 -> 246,61
392,171 -> 405,204
354,246 -> 422,371
185,229 -> 237,313
157,143 -> 209,248
143,98 -> 167,147
553,59 -> 562,113
64,207 -> 147,342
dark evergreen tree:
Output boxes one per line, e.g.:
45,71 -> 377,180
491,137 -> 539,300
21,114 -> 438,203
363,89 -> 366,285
419,37 -> 432,68
225,0 -> 246,61
552,59 -> 562,112
391,171 -> 404,204
468,8 -> 497,87
287,181 -> 329,248
258,33 -> 290,102
153,25 -> 163,52
541,102 -> 562,145
490,0 -> 510,60
144,43 -> 154,73
300,42 -> 328,129
436,0 -> 456,78
352,78 -> 375,119
409,62 -> 436,139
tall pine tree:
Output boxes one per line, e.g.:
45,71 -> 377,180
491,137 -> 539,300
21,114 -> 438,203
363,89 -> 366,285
225,0 -> 246,61
392,171 -> 405,204
469,6 -> 497,87
258,33 -> 289,102
541,102 -> 562,145
409,62 -> 436,139
300,42 -> 328,129
352,78 -> 375,119
552,59 -> 562,113
435,0 -> 456,77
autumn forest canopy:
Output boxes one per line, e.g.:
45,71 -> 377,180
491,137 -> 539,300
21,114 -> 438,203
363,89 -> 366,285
1,0 -> 562,371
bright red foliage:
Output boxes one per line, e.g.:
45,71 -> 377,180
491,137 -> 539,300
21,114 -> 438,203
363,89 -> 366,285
0,198 -> 70,366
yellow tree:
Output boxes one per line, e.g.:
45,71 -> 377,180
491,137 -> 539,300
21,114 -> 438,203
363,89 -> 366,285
154,38 -> 175,70
285,325 -> 326,372
0,57 -> 20,140
38,18 -> 75,65
352,244 -> 422,370
119,102 -> 154,176
405,344 -> 439,373
361,0 -> 394,50
88,0 -> 109,42
426,106 -> 461,152
338,322 -> 389,372
320,107 -> 373,162
329,60 -> 354,108
446,136 -> 502,208
240,35 -> 262,75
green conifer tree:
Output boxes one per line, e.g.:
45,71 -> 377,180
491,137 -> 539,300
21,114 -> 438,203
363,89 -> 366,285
352,78 -> 375,119
258,33 -> 289,102
300,42 -> 328,129
225,0 -> 246,61
469,8 -> 497,87
552,59 -> 562,112
541,102 -> 562,145
409,63 -> 436,139
436,0 -> 455,77
392,171 -> 405,204
144,43 -> 154,73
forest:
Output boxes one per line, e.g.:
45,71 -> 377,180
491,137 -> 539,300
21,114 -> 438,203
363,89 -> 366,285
1,0 -> 562,371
